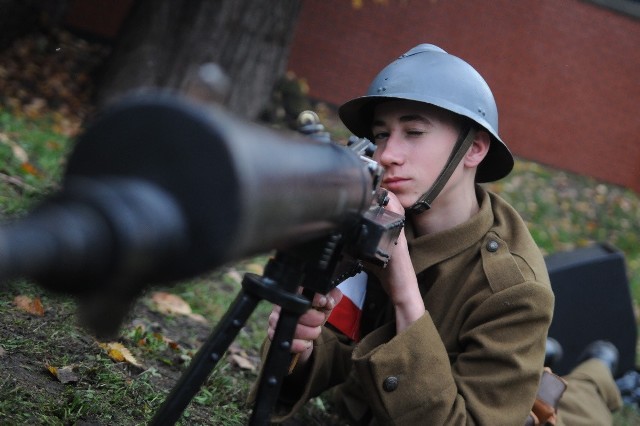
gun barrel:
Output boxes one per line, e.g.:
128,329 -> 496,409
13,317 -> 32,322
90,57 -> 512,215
0,93 -> 375,293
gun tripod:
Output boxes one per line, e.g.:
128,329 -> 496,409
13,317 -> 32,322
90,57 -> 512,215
150,248 -> 335,426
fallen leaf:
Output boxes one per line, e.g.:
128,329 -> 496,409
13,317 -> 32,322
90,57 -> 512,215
0,346 -> 6,357
99,342 -> 142,367
228,344 -> 258,371
151,292 -> 193,316
167,340 -> 180,351
0,132 -> 29,163
229,353 -> 257,372
150,291 -> 208,323
153,333 -> 182,351
13,295 -> 45,316
46,364 -> 79,384
20,162 -> 42,177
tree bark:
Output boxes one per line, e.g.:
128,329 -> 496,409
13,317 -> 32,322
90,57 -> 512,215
96,0 -> 302,119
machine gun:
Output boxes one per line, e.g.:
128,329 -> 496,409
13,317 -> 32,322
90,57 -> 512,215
0,92 -> 404,425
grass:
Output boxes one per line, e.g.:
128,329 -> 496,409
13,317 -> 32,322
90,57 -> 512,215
0,284 -> 166,424
0,111 -> 73,217
0,273 -> 271,425
1,108 -> 639,424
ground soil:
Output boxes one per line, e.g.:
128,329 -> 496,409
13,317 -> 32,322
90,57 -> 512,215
0,280 -> 229,424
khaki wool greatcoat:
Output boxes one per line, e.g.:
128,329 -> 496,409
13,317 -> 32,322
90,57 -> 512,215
271,186 -> 555,425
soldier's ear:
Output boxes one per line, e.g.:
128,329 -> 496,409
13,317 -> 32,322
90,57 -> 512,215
464,130 -> 490,168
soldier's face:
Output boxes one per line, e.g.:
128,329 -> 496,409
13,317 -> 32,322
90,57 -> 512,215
371,100 -> 462,209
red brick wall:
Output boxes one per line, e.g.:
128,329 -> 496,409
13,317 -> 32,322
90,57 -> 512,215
287,0 -> 640,194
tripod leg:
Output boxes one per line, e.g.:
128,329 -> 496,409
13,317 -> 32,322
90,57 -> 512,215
249,304 -> 304,425
150,288 -> 261,426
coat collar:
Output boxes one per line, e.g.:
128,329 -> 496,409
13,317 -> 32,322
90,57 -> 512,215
406,185 -> 494,273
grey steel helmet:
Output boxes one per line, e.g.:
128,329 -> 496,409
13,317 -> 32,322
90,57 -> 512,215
339,44 -> 513,183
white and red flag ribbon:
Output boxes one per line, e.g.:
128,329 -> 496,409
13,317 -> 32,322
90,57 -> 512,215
327,271 -> 368,341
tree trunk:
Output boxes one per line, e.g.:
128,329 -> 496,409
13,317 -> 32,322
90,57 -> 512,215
96,0 -> 302,119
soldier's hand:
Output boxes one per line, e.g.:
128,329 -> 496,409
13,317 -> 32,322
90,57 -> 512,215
267,287 -> 343,362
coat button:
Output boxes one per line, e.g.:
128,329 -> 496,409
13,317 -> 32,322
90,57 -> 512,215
382,376 -> 399,392
486,240 -> 499,252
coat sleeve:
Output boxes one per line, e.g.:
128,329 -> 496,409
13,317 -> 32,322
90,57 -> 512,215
351,280 -> 554,425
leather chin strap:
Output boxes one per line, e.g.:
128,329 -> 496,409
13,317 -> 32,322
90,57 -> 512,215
408,125 -> 477,214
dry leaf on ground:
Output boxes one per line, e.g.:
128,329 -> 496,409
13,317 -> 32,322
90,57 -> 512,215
99,342 -> 142,368
229,353 -> 257,371
158,333 -> 182,351
20,162 -> 42,177
0,132 -> 29,163
228,343 -> 258,371
46,364 -> 79,384
151,292 -> 192,315
150,291 -> 208,323
13,295 -> 45,316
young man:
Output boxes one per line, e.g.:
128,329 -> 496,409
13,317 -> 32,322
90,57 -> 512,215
258,44 -> 621,424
